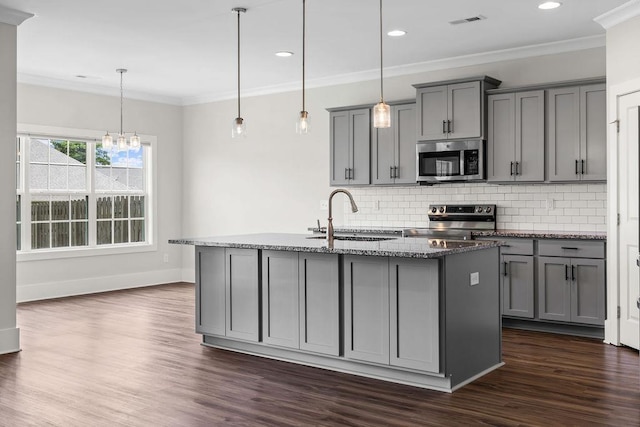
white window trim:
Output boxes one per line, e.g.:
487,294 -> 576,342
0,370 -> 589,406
16,123 -> 158,262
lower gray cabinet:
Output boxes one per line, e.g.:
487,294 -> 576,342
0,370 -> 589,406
502,255 -> 535,318
344,255 -> 440,372
196,247 -> 226,336
225,248 -> 260,342
538,256 -> 605,325
261,251 -> 340,355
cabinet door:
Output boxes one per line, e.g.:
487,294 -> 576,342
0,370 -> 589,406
262,251 -> 299,349
299,253 -> 340,356
417,85 -> 448,141
448,81 -> 481,139
394,103 -> 417,184
196,247 -> 226,336
515,90 -> 545,182
344,255 -> 390,364
329,111 -> 351,185
538,256 -> 572,322
548,87 -> 581,182
225,248 -> 260,342
487,93 -> 516,182
350,108 -> 371,185
571,258 -> 605,325
502,255 -> 534,319
389,258 -> 439,372
371,112 -> 395,185
580,84 -> 606,181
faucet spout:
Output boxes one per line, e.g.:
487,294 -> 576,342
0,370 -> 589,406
327,189 -> 358,246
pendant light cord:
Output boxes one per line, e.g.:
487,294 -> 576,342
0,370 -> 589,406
379,0 -> 384,103
119,70 -> 124,135
302,0 -> 306,112
237,9 -> 241,118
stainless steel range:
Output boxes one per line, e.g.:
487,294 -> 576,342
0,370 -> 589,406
403,204 -> 496,248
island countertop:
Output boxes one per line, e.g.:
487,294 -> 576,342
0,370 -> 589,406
169,233 -> 500,259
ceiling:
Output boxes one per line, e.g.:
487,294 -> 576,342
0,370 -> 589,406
1,0 -> 625,105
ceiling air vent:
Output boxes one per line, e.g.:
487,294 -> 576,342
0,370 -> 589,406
449,15 -> 487,25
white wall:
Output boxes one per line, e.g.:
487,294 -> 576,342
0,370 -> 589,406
606,14 -> 640,86
0,22 -> 20,353
16,84 -> 184,301
181,47 -> 607,274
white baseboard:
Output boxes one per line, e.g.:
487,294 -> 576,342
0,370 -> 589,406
181,268 -> 195,283
17,268 -> 184,302
0,327 -> 20,354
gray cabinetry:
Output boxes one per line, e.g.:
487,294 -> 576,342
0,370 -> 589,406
414,76 -> 500,142
548,84 -> 606,182
538,240 -> 605,326
196,247 -> 226,336
299,253 -> 340,356
371,102 -> 417,185
261,251 -> 340,355
225,248 -> 260,341
487,91 -> 544,182
344,255 -> 440,372
502,255 -> 535,318
330,108 -> 370,185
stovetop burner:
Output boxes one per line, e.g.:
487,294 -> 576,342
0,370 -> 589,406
402,203 -> 497,239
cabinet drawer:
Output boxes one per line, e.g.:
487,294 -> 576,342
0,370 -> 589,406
499,239 -> 534,255
538,240 -> 604,259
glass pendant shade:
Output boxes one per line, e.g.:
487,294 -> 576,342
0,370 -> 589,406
232,117 -> 246,138
296,111 -> 310,134
102,132 -> 114,149
117,134 -> 128,150
130,132 -> 141,148
373,101 -> 391,128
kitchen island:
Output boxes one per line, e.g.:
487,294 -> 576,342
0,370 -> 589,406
170,233 -> 502,392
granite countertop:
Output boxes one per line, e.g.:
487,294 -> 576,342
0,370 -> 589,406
473,229 -> 607,241
169,233 -> 500,259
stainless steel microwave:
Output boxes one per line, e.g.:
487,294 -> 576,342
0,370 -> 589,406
416,139 -> 485,183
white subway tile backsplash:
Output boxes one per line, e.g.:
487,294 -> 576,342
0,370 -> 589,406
343,183 -> 607,232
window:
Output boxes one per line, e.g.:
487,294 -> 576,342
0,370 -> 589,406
16,133 -> 152,255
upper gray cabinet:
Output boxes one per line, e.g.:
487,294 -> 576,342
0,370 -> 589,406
547,83 -> 606,182
329,108 -> 371,186
414,76 -> 501,142
371,102 -> 417,185
487,90 -> 545,182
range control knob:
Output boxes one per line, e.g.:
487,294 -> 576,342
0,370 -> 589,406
476,206 -> 483,213
485,206 -> 492,213
431,207 -> 437,214
439,240 -> 446,247
431,240 -> 438,247
439,206 -> 445,213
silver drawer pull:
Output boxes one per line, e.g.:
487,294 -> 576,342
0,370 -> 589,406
561,247 -> 579,250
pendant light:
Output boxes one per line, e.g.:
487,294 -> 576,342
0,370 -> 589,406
102,68 -> 140,150
296,0 -> 310,134
373,0 -> 390,128
232,7 -> 247,138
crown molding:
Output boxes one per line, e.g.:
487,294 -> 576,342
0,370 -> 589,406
0,5 -> 34,26
182,35 -> 605,106
17,73 -> 183,106
594,0 -> 640,29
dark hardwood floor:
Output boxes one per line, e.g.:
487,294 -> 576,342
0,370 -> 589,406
0,283 -> 638,426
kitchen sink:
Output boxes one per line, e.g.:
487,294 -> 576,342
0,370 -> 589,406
306,235 -> 397,242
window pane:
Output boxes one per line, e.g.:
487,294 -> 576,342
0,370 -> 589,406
114,220 -> 128,244
51,196 -> 69,221
131,196 -> 144,218
114,196 -> 128,219
51,222 -> 69,248
31,197 -> 50,221
128,147 -> 143,168
97,221 -> 112,245
128,168 -> 143,191
97,197 -> 112,219
131,220 -> 145,243
31,223 -> 50,249
16,137 -> 20,191
30,164 -> 49,190
95,166 -> 112,191
71,222 -> 88,247
68,165 -> 87,190
49,140 -> 68,163
30,138 -> 49,162
49,165 -> 68,190
17,224 -> 21,251
112,168 -> 127,190
71,196 -> 88,220
16,195 -> 20,221
66,141 -> 87,164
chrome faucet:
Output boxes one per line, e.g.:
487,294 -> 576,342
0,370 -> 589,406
327,189 -> 358,246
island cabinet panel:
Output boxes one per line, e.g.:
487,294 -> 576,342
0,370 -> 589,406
261,251 -> 299,349
225,248 -> 260,342
299,253 -> 340,356
389,258 -> 439,372
502,255 -> 535,318
196,247 -> 226,336
344,255 -> 390,364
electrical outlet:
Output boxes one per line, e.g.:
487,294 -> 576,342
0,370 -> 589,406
375,200 -> 380,211
163,253 -> 169,263
320,200 -> 329,210
470,272 -> 479,286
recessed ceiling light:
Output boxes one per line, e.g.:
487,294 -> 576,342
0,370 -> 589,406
387,30 -> 406,37
275,51 -> 294,57
538,1 -> 562,10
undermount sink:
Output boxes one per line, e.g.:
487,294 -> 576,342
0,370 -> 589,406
306,235 -> 396,242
